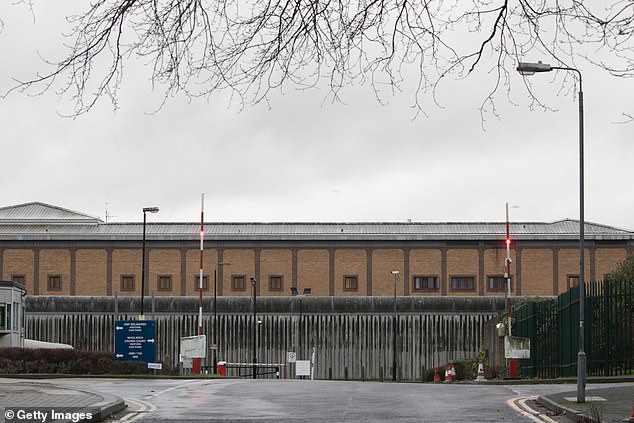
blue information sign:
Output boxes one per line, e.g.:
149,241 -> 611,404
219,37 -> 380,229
114,320 -> 156,362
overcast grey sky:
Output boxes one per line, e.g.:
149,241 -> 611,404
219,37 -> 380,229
1,2 -> 633,229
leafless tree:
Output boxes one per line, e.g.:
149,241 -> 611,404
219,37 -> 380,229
4,0 -> 634,116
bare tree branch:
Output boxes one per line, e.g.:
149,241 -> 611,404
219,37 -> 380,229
3,0 -> 634,116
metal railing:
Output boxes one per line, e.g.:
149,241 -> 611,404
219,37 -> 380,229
513,278 -> 633,378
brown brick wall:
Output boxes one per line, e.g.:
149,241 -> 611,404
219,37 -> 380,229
148,249 -> 181,296
372,249 -> 404,296
334,249 -> 367,296
39,249 -> 71,295
2,243 -> 631,297
260,249 -> 292,296
112,249 -> 141,297
186,249 -> 220,296
483,248 -> 517,295
409,249 -> 442,296
223,249 -> 255,296
522,249 -> 554,295
558,248 -> 591,293
297,249 -> 329,296
75,249 -> 107,295
2,249 -> 35,294
446,249 -> 479,296
594,248 -> 627,280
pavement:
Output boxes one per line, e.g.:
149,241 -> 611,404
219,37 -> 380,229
538,384 -> 634,423
0,379 -> 126,423
0,376 -> 632,422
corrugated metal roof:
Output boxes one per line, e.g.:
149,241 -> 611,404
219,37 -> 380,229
0,202 -> 631,241
0,221 -> 631,241
0,202 -> 102,224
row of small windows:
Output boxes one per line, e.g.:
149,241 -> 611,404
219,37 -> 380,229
121,274 -> 285,292
228,275 -> 282,291
6,273 -> 585,292
10,275 -> 62,291
14,274 -> 499,292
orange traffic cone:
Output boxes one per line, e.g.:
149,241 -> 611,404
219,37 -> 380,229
475,362 -> 486,382
444,364 -> 452,383
433,367 -> 441,383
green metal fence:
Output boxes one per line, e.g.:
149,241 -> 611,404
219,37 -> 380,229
558,283 -> 588,377
513,278 -> 633,378
514,299 -> 558,378
587,278 -> 634,376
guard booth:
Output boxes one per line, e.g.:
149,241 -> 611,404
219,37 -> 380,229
0,280 -> 27,348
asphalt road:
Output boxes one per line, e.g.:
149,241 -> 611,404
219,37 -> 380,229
42,378 -> 624,422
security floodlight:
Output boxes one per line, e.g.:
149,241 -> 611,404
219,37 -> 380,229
143,207 -> 159,213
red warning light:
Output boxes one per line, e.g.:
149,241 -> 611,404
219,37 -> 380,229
505,238 -> 511,246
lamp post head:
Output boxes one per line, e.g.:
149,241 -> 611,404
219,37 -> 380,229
391,271 -> 400,275
517,61 -> 552,75
143,207 -> 159,214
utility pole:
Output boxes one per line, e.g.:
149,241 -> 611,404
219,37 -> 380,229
251,277 -> 258,379
391,270 -> 399,381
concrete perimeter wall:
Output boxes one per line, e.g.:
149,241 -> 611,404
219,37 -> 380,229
24,296 -> 525,380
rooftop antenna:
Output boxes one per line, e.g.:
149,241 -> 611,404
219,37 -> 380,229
104,201 -> 117,223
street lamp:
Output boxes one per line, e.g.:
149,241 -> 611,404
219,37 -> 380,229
504,203 -> 519,335
195,194 -> 205,375
391,270 -> 399,381
251,277 -> 258,379
516,61 -> 586,403
504,203 -> 520,378
140,207 -> 159,319
290,287 -> 312,360
213,261 -> 230,374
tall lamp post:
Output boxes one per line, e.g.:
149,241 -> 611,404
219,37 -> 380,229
194,194 -> 205,375
391,270 -> 399,381
140,207 -> 159,319
504,203 -> 520,378
213,261 -> 230,374
290,287 -> 312,359
504,203 -> 519,334
251,277 -> 258,379
516,61 -> 585,403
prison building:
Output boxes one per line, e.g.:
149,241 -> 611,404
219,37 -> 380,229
0,202 -> 632,297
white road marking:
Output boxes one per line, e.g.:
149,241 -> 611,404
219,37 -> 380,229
109,380 -> 210,422
144,379 -> 211,398
109,398 -> 157,423
508,396 -> 558,423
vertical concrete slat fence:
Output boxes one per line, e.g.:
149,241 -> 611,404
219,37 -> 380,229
24,296 -> 511,380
